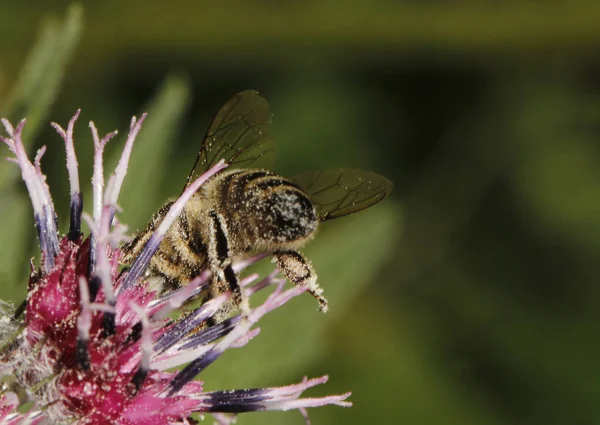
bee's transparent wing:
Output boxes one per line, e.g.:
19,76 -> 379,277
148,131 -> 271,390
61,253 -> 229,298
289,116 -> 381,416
183,90 -> 275,191
291,169 -> 393,221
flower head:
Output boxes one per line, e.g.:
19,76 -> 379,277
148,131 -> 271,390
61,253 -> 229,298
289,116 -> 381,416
0,111 -> 351,425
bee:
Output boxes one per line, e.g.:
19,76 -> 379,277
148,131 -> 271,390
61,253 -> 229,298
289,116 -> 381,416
122,90 -> 392,320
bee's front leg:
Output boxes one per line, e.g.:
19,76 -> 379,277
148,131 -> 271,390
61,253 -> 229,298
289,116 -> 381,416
207,211 -> 246,322
273,250 -> 328,313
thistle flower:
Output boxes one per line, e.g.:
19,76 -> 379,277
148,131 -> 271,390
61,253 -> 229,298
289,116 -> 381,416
0,111 -> 351,425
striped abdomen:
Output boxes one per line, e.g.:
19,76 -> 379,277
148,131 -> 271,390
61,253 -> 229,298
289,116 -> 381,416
216,169 -> 319,250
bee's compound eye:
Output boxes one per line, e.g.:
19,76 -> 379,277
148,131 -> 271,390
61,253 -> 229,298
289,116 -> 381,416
259,190 -> 318,243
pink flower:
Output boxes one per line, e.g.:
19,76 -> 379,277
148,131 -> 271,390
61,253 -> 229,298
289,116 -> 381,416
0,111 -> 350,425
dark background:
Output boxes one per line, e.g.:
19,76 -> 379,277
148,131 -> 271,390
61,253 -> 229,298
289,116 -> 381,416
2,1 -> 600,424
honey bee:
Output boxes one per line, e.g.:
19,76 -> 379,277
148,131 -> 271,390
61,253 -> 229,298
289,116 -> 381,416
122,90 -> 392,320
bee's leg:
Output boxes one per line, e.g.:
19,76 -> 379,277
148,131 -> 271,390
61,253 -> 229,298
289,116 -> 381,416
273,250 -> 328,313
207,211 -> 245,323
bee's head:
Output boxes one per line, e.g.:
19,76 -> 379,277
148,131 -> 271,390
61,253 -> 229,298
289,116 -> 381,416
252,188 -> 318,248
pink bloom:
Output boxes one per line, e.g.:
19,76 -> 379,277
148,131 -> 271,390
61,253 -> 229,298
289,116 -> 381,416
0,112 -> 350,425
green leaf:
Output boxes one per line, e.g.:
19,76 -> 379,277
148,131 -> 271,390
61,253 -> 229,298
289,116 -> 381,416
105,73 -> 191,228
2,4 -> 82,151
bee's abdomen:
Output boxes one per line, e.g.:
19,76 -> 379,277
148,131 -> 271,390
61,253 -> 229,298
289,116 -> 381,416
222,170 -> 318,245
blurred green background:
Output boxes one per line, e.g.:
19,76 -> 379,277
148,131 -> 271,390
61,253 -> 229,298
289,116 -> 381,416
2,1 -> 600,424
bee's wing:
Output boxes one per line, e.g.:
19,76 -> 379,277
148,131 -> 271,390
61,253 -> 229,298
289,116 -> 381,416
290,169 -> 393,221
183,90 -> 276,192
